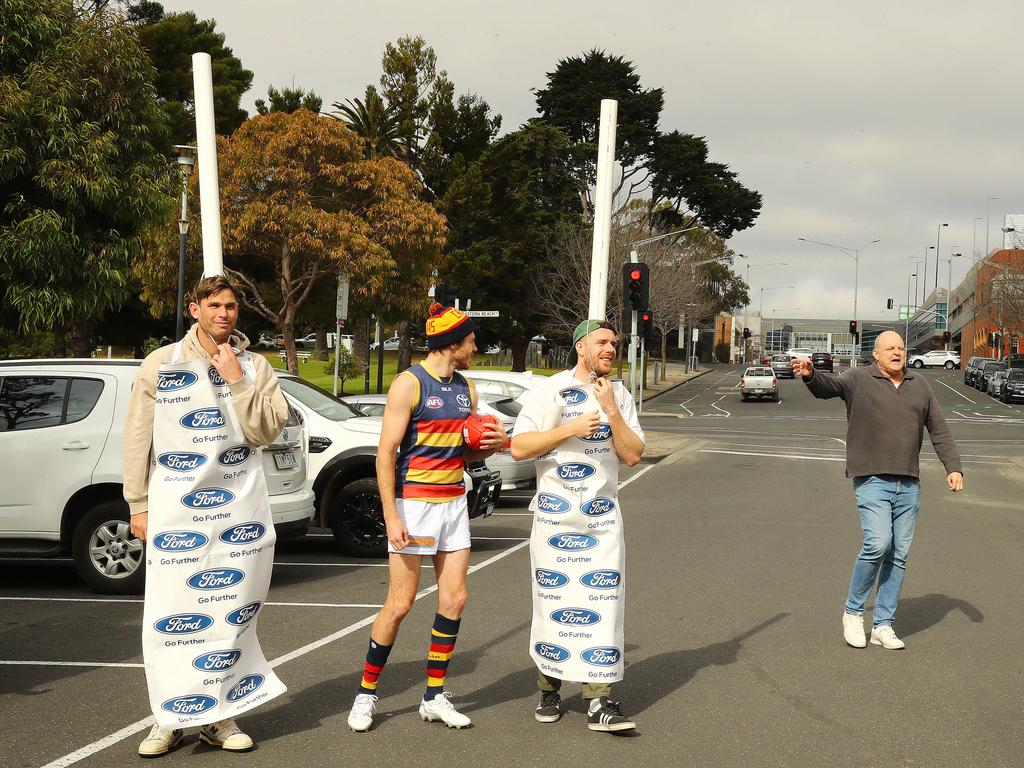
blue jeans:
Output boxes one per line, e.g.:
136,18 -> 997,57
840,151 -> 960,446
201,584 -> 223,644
845,475 -> 920,627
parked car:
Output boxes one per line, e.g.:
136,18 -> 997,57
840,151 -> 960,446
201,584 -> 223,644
785,348 -> 814,361
250,333 -> 277,350
740,366 -> 778,401
1004,353 -> 1024,370
369,335 -> 400,351
986,369 -> 1008,398
810,352 -> 834,372
907,350 -> 960,369
294,333 -> 318,349
462,369 -> 544,404
770,354 -> 794,379
1000,369 -> 1024,403
0,359 -> 315,594
964,356 -> 984,385
976,361 -> 1007,391
274,372 -> 501,557
344,392 -> 536,492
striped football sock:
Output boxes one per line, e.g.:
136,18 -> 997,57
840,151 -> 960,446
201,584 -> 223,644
424,613 -> 461,701
358,638 -> 393,696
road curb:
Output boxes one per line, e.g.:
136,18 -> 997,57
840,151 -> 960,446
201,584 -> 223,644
641,367 -> 713,404
656,438 -> 708,466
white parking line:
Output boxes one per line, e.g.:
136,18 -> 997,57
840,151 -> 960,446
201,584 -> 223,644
699,448 -> 844,462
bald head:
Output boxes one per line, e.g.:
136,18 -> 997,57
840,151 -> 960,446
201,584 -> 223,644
874,331 -> 904,352
872,331 -> 906,378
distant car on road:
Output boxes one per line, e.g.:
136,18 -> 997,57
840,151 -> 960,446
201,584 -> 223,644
741,366 -> 778,402
369,335 -> 400,351
770,354 -> 794,379
907,350 -> 960,369
976,360 -> 1007,391
785,348 -> 814,361
987,369 -> 1009,398
1000,369 -> 1024,403
810,352 -> 834,372
251,333 -> 277,350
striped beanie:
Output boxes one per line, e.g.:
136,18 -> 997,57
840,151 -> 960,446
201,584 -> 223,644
425,303 -> 476,349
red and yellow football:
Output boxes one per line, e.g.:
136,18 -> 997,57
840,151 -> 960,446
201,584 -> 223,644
463,413 -> 501,449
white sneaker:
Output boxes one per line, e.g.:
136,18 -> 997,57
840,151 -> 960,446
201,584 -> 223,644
842,611 -> 866,648
199,719 -> 254,751
870,624 -> 906,650
138,724 -> 183,757
348,693 -> 378,732
419,691 -> 472,729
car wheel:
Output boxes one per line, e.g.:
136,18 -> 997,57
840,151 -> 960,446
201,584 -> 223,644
328,477 -> 387,557
71,500 -> 145,594
912,360 -> 924,368
944,361 -> 956,369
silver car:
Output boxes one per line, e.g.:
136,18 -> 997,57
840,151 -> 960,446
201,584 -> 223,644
987,369 -> 1009,397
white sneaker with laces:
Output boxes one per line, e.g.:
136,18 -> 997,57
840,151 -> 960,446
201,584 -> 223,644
199,718 -> 254,751
419,691 -> 471,728
842,611 -> 867,648
348,693 -> 378,732
870,624 -> 906,650
138,724 -> 183,757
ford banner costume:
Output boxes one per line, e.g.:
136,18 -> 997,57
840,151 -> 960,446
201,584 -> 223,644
142,339 -> 285,729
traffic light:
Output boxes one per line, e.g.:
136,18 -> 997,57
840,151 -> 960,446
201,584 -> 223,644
942,330 -> 951,343
886,299 -> 894,310
743,327 -> 751,339
434,282 -> 459,306
622,262 -> 649,311
849,320 -> 857,335
640,309 -> 654,345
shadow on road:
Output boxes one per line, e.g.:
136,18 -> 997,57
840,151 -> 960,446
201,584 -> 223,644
896,593 -> 983,637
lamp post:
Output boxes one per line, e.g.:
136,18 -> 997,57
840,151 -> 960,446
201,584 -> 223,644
173,145 -> 196,341
737,254 -> 787,363
798,236 -> 880,366
986,197 -> 1000,257
905,272 -> 916,343
945,247 -> 959,350
760,286 -> 793,354
973,216 -> 984,260
921,246 -> 934,305
934,223 -> 948,292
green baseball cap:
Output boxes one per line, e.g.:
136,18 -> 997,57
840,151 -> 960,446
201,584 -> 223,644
572,319 -> 605,345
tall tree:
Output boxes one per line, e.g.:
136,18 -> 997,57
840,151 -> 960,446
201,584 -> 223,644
130,1 -> 253,143
0,0 -> 175,354
331,86 -> 403,160
256,85 -> 322,115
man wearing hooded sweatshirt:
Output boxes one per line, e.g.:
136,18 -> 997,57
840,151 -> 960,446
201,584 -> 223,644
123,275 -> 289,757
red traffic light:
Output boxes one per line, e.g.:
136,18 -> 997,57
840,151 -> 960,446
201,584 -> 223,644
630,269 -> 642,281
641,312 -> 651,322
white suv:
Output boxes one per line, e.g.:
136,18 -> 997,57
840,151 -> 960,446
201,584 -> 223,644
0,359 -> 315,594
907,350 -> 961,369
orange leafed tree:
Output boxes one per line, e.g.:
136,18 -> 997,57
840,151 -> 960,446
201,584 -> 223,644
216,109 -> 446,372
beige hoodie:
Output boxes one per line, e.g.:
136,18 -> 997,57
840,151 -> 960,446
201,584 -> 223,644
122,324 -> 289,516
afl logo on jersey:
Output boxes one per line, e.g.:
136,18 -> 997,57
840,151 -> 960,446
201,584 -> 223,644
425,395 -> 444,409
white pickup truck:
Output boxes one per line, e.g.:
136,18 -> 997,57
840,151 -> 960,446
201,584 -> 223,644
740,366 -> 779,402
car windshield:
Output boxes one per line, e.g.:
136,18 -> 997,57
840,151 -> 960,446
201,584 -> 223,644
745,368 -> 773,377
484,396 -> 522,418
984,362 -> 1007,371
277,376 -> 361,421
772,355 -> 791,362
1007,371 -> 1024,381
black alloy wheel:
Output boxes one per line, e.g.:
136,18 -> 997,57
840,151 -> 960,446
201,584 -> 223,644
328,477 -> 387,557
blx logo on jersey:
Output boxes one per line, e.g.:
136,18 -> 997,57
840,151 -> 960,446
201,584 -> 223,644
219,523 -> 266,545
581,569 -> 621,589
157,452 -> 207,473
226,674 -> 265,703
161,695 -> 217,715
581,647 -> 621,666
180,408 -> 225,430
181,488 -> 234,509
550,608 -> 602,626
154,613 -> 214,635
192,650 -> 241,672
581,423 -> 611,442
535,568 -> 570,588
581,497 -> 616,517
556,463 -> 596,482
534,642 -> 571,662
187,568 -> 245,591
152,531 -> 209,552
217,446 -> 251,466
560,387 -> 588,406
157,371 -> 198,392
536,493 -> 571,514
226,601 -> 262,626
425,395 -> 444,409
547,533 -> 598,551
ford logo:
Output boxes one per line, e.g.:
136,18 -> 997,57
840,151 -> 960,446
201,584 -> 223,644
154,613 -> 214,635
157,452 -> 208,473
161,694 -> 217,715
425,395 -> 444,409
534,642 -> 571,663
580,497 -> 616,517
560,387 -> 588,406
547,533 -> 599,551
208,366 -> 226,386
226,674 -> 265,703
181,488 -> 234,509
191,649 -> 242,672
180,408 -> 225,430
581,646 -> 621,666
556,463 -> 596,482
217,446 -> 252,466
536,493 -> 571,515
581,423 -> 612,442
219,522 -> 266,545
187,568 -> 245,591
157,371 -> 198,392
550,608 -> 602,626
535,568 -> 570,588
152,530 -> 209,552
226,601 -> 262,626
581,569 -> 621,589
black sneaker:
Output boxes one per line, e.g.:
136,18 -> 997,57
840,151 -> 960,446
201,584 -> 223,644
535,690 -> 562,723
587,696 -> 636,732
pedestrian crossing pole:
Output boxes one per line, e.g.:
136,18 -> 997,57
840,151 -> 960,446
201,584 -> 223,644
587,100 -> 618,321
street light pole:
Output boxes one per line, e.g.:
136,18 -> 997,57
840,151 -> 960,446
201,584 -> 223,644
759,286 -> 794,354
986,197 -> 1000,258
173,145 -> 196,341
921,246 -> 934,305
934,223 -> 948,292
905,272 -> 915,343
973,216 -> 984,260
737,254 -> 787,363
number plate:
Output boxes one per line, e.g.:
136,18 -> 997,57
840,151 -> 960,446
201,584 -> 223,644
273,451 -> 298,470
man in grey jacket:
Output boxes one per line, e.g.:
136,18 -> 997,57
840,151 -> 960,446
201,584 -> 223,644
793,331 -> 963,650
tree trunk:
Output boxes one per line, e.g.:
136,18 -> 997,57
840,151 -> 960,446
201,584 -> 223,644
313,325 -> 328,361
397,320 -> 413,373
53,324 -> 67,358
71,318 -> 93,358
660,332 -> 669,381
510,336 -> 529,372
281,315 -> 299,374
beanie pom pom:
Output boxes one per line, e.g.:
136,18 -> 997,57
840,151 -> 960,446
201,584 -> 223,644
428,302 -> 444,316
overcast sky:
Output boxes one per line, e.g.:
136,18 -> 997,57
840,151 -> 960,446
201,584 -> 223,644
162,0 -> 1024,321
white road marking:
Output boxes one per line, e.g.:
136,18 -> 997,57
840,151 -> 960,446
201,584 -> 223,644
699,448 -> 844,462
0,660 -> 143,669
936,378 -> 976,403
